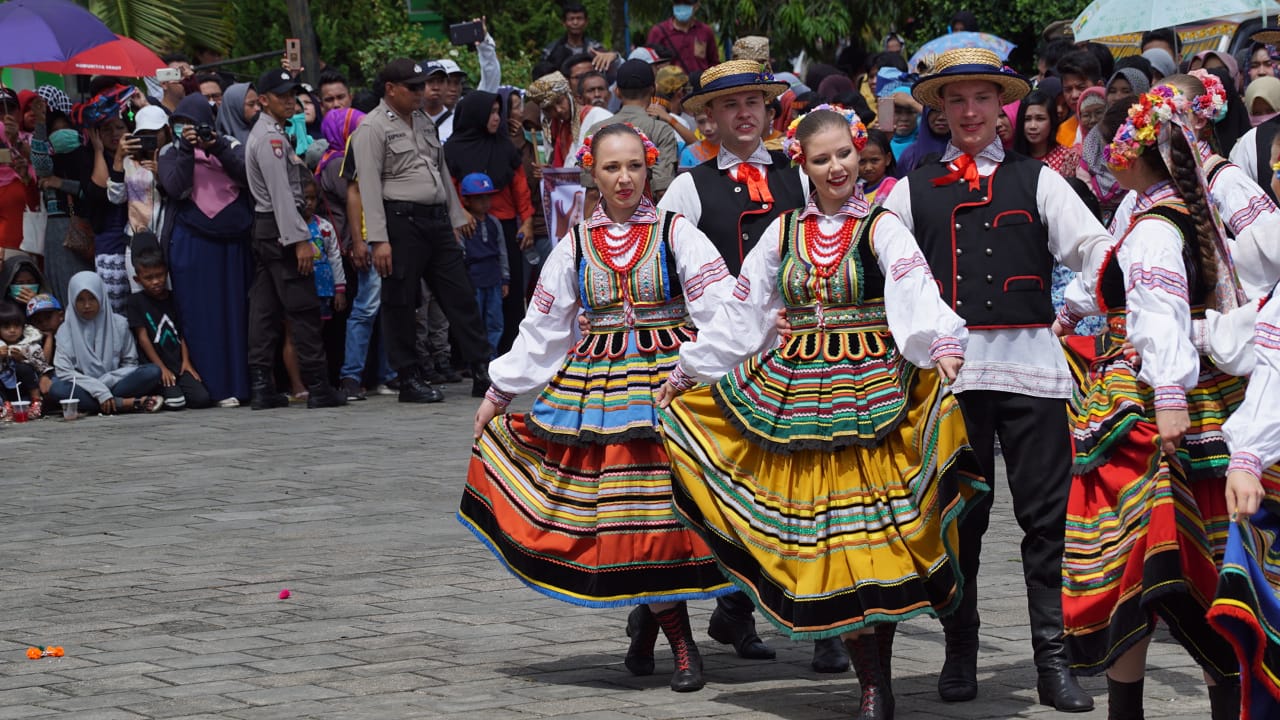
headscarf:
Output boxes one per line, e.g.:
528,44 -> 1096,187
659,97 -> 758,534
527,72 -> 577,167
897,107 -> 951,174
36,85 -> 72,114
316,107 -> 365,176
1000,101 -> 1019,149
173,93 -> 241,220
0,252 -> 45,298
1077,86 -> 1106,117
1141,48 -> 1177,79
17,90 -> 36,130
1246,75 -> 1280,125
216,83 -> 255,144
444,91 -> 521,190
1106,68 -> 1151,98
1192,51 -> 1241,91
61,272 -> 127,380
817,74 -> 854,101
1206,66 -> 1251,153
495,85 -> 520,138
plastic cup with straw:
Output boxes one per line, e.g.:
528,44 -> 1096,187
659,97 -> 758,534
61,376 -> 78,421
11,380 -> 27,422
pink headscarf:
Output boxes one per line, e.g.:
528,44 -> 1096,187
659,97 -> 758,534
1000,101 -> 1020,149
316,108 -> 366,177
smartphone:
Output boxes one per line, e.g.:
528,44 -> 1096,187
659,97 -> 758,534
285,38 -> 302,73
0,148 -> 11,165
135,135 -> 158,154
449,20 -> 485,46
877,97 -> 894,132
155,67 -> 181,83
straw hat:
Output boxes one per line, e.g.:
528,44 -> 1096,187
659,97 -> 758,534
911,48 -> 1029,111
1252,25 -> 1280,45
732,36 -> 770,63
683,59 -> 787,114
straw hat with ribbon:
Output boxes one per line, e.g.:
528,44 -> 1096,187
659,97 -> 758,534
683,59 -> 788,114
911,48 -> 1029,111
1252,25 -> 1280,45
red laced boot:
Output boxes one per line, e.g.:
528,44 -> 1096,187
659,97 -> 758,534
653,602 -> 704,692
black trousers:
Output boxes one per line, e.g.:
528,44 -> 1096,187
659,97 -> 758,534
160,370 -> 213,409
497,217 -> 523,355
247,236 -> 327,384
3,362 -> 39,401
380,205 -> 489,374
952,390 -> 1073,624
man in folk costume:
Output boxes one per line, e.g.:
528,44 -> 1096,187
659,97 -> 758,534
881,49 -> 1111,712
657,60 -> 851,673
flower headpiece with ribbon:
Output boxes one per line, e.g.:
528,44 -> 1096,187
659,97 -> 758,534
575,123 -> 660,169
1187,69 -> 1229,124
782,104 -> 869,165
1103,85 -> 1181,171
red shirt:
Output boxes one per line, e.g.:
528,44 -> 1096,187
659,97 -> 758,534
646,20 -> 718,74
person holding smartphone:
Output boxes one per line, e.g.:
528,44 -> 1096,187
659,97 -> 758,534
107,105 -> 169,309
0,87 -> 34,262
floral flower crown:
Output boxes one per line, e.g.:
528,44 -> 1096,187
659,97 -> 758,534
781,104 -> 869,164
1187,69 -> 1228,124
1104,85 -> 1182,171
575,124 -> 660,169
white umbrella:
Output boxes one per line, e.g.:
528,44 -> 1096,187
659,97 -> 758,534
1072,0 -> 1280,42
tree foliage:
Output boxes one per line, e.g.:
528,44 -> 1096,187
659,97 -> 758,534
904,0 -> 1089,72
88,0 -> 231,55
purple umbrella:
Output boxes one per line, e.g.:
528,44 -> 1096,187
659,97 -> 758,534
0,0 -> 117,67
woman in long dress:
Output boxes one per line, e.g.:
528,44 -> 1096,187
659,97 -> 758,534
657,107 -> 986,720
1055,88 -> 1243,720
460,124 -> 734,693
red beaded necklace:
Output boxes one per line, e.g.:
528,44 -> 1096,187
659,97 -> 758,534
590,223 -> 651,274
803,217 -> 856,278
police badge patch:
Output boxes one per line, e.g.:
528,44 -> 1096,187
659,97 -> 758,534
270,138 -> 285,158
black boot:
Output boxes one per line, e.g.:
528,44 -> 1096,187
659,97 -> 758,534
471,362 -> 491,398
435,354 -> 463,383
938,585 -> 980,701
624,604 -> 658,676
306,378 -> 347,408
812,636 -> 850,673
847,634 -> 894,720
249,366 -> 289,410
1208,680 -> 1241,720
1106,677 -> 1144,720
1028,586 -> 1094,712
399,369 -> 444,404
654,603 -> 704,692
876,623 -> 897,713
707,594 -> 775,660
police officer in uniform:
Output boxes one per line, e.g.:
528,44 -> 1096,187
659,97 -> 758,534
245,68 -> 346,409
884,49 -> 1108,711
350,58 -> 491,402
658,60 -> 852,674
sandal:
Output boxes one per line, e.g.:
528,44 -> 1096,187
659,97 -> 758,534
28,399 -> 41,420
134,395 -> 163,413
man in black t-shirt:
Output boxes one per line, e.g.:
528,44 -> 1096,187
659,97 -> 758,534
126,244 -> 212,410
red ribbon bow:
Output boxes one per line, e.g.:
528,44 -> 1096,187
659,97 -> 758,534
736,163 -> 774,204
932,153 -> 982,191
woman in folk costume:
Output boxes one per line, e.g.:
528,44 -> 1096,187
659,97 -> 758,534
1054,87 -> 1250,720
656,106 -> 987,720
459,124 -> 734,693
1110,71 -> 1280,300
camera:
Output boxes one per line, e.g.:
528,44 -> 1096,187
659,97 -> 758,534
196,123 -> 216,143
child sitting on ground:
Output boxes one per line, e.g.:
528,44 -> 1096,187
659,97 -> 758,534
458,173 -> 509,360
25,293 -> 63,400
125,242 -> 212,410
46,271 -> 163,415
0,301 -> 46,419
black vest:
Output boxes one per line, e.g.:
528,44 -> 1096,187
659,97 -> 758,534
1099,204 -> 1205,311
1254,115 -> 1280,203
908,153 -> 1054,329
688,150 -> 805,276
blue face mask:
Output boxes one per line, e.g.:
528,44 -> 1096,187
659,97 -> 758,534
172,123 -> 186,140
49,129 -> 81,154
673,4 -> 694,22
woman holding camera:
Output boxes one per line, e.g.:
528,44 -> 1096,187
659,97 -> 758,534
157,93 -> 254,406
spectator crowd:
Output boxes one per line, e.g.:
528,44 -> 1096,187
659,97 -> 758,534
2,5 -> 1280,421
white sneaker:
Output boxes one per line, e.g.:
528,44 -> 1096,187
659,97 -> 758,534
217,397 -> 240,408
373,384 -> 397,396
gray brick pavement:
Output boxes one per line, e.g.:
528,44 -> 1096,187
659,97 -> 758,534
3,386 -> 1217,718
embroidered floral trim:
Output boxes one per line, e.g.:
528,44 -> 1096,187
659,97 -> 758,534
1228,451 -> 1263,480
485,385 -> 515,408
1153,385 -> 1188,410
929,336 -> 963,361
666,363 -> 696,391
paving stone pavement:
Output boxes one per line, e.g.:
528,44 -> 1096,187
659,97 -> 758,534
3,385 -> 1220,719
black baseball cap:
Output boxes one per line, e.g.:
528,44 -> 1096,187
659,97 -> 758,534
616,59 -> 655,90
255,69 -> 302,96
381,58 -> 431,85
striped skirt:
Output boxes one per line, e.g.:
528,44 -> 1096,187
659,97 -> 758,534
1208,470 -> 1280,719
1062,333 -> 1242,680
458,327 -> 732,607
661,363 -> 985,639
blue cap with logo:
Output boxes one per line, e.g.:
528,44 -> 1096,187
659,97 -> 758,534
459,172 -> 497,196
25,293 -> 62,317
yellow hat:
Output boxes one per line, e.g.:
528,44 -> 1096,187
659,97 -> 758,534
683,60 -> 787,115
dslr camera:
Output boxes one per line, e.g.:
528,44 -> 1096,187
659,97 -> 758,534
196,123 -> 217,143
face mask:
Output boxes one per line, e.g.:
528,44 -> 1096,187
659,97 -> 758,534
172,123 -> 187,139
8,284 -> 38,299
672,4 -> 694,22
49,129 -> 81,154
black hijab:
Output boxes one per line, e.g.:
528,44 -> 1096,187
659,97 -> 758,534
444,91 -> 521,190
1207,66 -> 1250,157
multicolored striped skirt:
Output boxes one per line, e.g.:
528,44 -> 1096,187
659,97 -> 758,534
661,344 -> 985,639
458,327 -> 733,607
1209,471 -> 1280,719
1062,329 -> 1242,680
